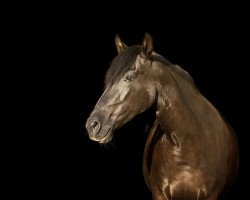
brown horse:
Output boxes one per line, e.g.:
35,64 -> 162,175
85,33 -> 239,200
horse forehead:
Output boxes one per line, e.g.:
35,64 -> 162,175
134,55 -> 152,69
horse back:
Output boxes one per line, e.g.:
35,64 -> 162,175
220,121 -> 239,197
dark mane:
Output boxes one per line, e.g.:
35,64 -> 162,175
149,54 -> 196,89
105,45 -> 142,86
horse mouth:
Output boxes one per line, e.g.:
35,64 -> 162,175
89,127 -> 113,144
99,132 -> 113,144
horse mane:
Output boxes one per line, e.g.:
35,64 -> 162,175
105,45 -> 196,89
149,54 -> 196,89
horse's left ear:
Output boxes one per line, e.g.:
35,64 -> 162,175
142,33 -> 153,57
115,34 -> 128,54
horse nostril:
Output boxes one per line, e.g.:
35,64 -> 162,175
90,120 -> 101,135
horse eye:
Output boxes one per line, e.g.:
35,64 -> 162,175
125,76 -> 134,82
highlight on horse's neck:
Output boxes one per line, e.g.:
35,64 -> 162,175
153,62 -> 191,111
153,61 -> 200,138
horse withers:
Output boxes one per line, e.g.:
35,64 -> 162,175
85,33 -> 239,200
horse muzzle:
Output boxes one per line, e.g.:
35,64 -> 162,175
85,112 -> 114,143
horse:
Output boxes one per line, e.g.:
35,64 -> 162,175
85,33 -> 239,200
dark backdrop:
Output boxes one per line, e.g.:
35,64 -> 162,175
77,18 -> 247,200
10,1 -> 250,200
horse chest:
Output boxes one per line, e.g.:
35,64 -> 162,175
144,134 -> 208,199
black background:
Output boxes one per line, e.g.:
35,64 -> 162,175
16,3 -> 248,199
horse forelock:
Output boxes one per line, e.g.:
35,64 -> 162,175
105,45 -> 142,87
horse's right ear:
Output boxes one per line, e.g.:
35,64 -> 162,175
115,34 -> 128,54
142,33 -> 153,57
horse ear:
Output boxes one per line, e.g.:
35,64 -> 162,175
142,33 -> 153,57
115,34 -> 128,54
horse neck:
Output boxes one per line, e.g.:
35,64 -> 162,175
153,62 -> 202,141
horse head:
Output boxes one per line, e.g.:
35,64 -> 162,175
86,33 -> 156,143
